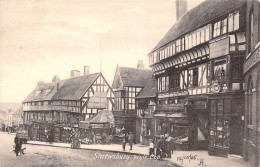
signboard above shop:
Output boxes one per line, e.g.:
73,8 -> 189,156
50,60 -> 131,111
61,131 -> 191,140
209,36 -> 229,59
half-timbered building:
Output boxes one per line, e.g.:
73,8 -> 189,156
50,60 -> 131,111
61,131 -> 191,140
148,0 -> 247,157
23,70 -> 114,142
112,64 -> 153,143
243,0 -> 260,167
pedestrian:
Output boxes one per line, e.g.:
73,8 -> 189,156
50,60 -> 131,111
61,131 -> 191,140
149,139 -> 154,157
122,132 -> 127,151
128,132 -> 134,150
165,136 -> 172,158
14,134 -> 21,156
156,137 -> 163,160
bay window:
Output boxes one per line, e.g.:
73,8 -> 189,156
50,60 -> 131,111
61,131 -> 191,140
213,57 -> 227,82
158,76 -> 169,92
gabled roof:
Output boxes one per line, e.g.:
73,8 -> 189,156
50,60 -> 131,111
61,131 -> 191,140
136,78 -> 157,99
150,0 -> 246,53
24,73 -> 100,102
116,67 -> 153,87
52,73 -> 100,100
86,109 -> 114,124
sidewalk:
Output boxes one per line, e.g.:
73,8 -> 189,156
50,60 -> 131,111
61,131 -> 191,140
27,141 -> 248,167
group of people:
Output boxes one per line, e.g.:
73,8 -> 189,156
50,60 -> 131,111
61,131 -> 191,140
121,130 -> 134,151
149,135 -> 174,159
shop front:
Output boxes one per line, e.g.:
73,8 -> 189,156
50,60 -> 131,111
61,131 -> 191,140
208,93 -> 244,157
185,98 -> 209,150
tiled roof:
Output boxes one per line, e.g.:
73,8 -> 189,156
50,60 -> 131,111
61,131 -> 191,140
86,109 -> 114,123
119,67 -> 153,87
24,73 -> 100,102
52,73 -> 99,100
23,81 -> 61,102
136,78 -> 157,99
150,0 -> 246,53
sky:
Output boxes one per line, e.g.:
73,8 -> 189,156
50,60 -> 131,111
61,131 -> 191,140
0,0 -> 204,103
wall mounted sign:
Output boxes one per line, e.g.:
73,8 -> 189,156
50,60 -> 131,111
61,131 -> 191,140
209,36 -> 229,59
244,45 -> 260,73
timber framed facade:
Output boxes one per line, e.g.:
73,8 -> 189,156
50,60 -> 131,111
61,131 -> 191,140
148,0 -> 247,157
23,72 -> 115,142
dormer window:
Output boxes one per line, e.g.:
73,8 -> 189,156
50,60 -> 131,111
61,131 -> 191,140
35,90 -> 41,97
44,88 -> 52,95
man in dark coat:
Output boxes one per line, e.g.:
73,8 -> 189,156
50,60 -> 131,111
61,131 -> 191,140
14,134 -> 21,156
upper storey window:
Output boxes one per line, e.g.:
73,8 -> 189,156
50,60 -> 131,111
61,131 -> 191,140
228,11 -> 239,32
213,57 -> 227,83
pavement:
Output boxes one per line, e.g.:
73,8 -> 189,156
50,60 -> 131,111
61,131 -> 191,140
26,140 -> 248,167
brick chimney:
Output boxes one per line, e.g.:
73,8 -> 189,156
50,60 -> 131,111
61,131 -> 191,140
70,70 -> 80,78
176,0 -> 187,21
84,66 -> 89,76
137,60 -> 144,69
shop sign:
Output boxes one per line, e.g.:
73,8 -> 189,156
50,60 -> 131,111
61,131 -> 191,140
158,91 -> 189,98
244,45 -> 260,73
209,36 -> 229,59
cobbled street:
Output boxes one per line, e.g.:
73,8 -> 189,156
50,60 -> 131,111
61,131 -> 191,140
0,132 -> 176,167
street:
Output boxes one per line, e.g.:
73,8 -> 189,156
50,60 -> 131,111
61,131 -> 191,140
0,132 -> 175,167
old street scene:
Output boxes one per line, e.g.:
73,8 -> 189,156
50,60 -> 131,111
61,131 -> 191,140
0,0 -> 260,167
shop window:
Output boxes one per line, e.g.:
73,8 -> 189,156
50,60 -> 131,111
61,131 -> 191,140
213,58 -> 227,83
210,100 -> 230,148
248,78 -> 253,125
188,68 -> 198,87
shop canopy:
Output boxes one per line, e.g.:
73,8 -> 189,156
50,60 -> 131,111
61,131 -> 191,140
80,110 -> 114,129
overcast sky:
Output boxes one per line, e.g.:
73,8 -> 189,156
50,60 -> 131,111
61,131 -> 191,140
0,0 -> 204,103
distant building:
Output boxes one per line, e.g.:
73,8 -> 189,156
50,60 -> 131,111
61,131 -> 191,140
6,106 -> 23,132
23,69 -> 114,142
243,0 -> 260,167
112,63 -> 153,143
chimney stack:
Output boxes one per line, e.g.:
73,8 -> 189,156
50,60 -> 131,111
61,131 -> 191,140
176,0 -> 187,21
84,66 -> 90,76
52,75 -> 60,91
70,70 -> 80,78
137,60 -> 144,69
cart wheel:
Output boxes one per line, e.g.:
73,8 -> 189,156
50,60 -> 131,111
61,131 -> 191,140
96,140 -> 102,144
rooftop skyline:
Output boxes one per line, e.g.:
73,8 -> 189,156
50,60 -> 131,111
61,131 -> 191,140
0,0 -> 204,103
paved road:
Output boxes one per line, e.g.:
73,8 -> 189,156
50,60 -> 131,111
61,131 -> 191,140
0,132 -> 175,167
